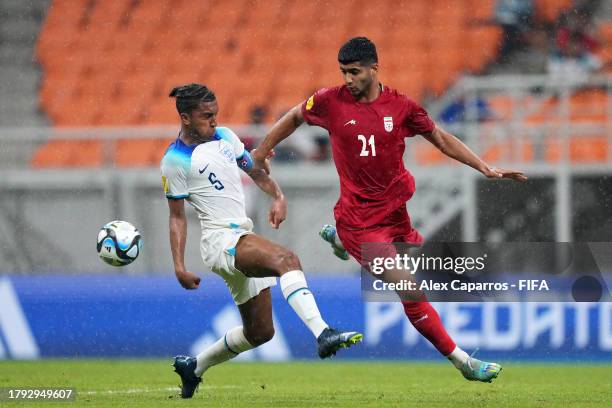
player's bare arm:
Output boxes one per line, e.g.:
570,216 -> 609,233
167,198 -> 201,289
245,167 -> 287,229
423,125 -> 528,182
252,104 -> 304,169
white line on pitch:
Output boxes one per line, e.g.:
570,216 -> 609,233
82,385 -> 240,395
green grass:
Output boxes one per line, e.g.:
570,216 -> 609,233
0,360 -> 611,407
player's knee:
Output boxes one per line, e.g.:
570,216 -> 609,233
276,249 -> 301,273
245,326 -> 275,346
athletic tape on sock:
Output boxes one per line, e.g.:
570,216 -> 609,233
280,270 -> 308,299
224,326 -> 253,354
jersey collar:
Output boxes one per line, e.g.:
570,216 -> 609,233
344,82 -> 387,105
174,134 -> 197,154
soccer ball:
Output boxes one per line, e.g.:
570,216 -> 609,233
96,220 -> 142,266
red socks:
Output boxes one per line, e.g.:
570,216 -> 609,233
402,301 -> 456,356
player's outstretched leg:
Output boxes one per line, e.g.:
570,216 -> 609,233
403,301 -> 502,383
279,269 -> 362,358
319,224 -> 350,261
235,234 -> 362,358
380,248 -> 502,383
173,290 -> 274,398
173,325 -> 255,398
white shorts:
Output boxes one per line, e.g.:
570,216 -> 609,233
200,218 -> 276,305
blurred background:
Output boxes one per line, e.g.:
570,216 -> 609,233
0,0 -> 611,361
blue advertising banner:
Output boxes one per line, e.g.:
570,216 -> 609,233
0,275 -> 611,360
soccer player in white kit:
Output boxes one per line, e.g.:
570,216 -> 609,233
161,84 -> 362,399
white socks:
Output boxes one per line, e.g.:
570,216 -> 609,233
446,346 -> 470,369
195,271 -> 327,377
195,326 -> 253,376
280,270 -> 328,338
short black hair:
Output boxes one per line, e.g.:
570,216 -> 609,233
338,37 -> 378,65
169,83 -> 216,114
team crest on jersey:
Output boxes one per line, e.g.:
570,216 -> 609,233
384,116 -> 393,132
220,144 -> 235,163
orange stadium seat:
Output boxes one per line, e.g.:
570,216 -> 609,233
95,102 -> 146,126
489,96 -> 515,120
39,74 -> 80,117
414,143 -> 447,165
229,99 -> 258,125
80,1 -> 128,33
535,0 -> 572,23
525,98 -> 558,123
468,0 -> 496,21
143,99 -> 179,125
166,1 -> 206,27
387,1 -> 428,24
597,48 -> 612,72
35,0 -> 87,60
285,2 -> 319,27
128,1 -> 170,28
570,137 -> 609,162
52,96 -> 101,127
546,136 -> 609,163
245,0 -> 283,24
525,91 -> 610,124
482,139 -> 535,163
391,75 -> 426,101
31,140 -> 103,168
31,140 -> 75,167
600,23 -> 612,43
594,24 -> 612,72
569,90 -> 608,122
115,139 -> 161,167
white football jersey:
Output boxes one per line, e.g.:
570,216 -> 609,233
160,127 -> 251,230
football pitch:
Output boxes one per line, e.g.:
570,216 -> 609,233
1,360 -> 611,407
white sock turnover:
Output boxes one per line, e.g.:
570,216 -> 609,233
195,326 -> 253,376
446,346 -> 470,369
280,270 -> 328,338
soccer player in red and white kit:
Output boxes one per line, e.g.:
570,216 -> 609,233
253,37 -> 527,382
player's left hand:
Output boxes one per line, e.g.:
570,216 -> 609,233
483,166 -> 528,182
175,270 -> 201,290
269,195 -> 287,229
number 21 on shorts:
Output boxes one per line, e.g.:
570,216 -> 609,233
358,134 -> 376,156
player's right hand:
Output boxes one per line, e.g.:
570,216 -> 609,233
176,270 -> 201,290
483,166 -> 528,182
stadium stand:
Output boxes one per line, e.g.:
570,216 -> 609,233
30,0 -> 609,167
0,0 -> 49,127
35,0 -> 505,127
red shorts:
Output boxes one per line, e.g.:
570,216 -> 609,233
336,205 -> 423,266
